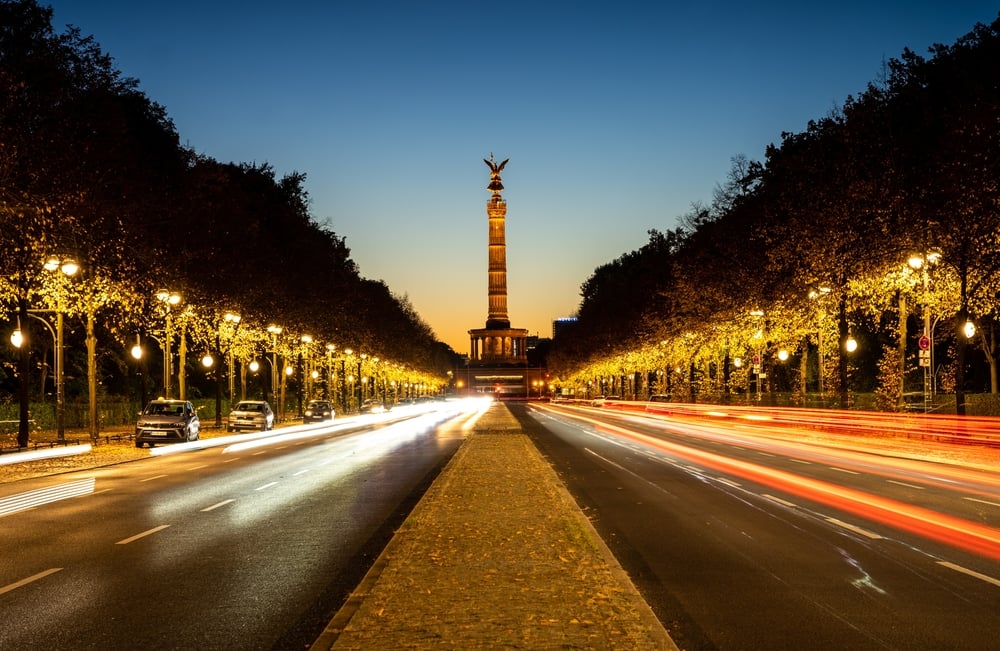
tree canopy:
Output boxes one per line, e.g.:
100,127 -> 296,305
552,14 -> 1000,413
1,0 -> 455,444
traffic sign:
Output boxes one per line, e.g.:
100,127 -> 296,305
918,335 -> 930,351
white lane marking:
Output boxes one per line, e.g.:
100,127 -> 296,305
0,568 -> 63,596
293,469 -> 311,476
116,524 -> 170,545
0,478 -> 96,518
715,477 -> 742,488
938,561 -> 1000,588
829,466 -> 860,475
763,494 -> 797,508
201,499 -> 235,512
964,497 -> 1000,509
887,479 -> 925,490
757,451 -> 776,457
223,458 -> 238,463
788,458 -> 811,465
826,517 -> 883,539
252,451 -> 267,456
186,464 -> 208,471
140,474 -> 168,483
255,482 -> 278,491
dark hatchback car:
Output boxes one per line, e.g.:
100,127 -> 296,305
303,399 -> 335,423
135,399 -> 201,448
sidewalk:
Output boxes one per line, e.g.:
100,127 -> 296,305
313,402 -> 678,650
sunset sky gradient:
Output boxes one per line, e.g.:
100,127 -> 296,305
50,1 -> 1000,354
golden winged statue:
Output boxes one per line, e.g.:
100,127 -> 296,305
484,153 -> 509,193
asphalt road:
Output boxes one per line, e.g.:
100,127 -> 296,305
516,402 -> 1000,650
0,408 -> 467,650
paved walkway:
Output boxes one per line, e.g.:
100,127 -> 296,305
312,402 -> 677,650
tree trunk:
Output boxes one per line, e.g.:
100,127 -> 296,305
838,293 -> 850,409
87,311 -> 98,440
898,292 -> 907,404
956,306 -> 968,417
17,299 -> 31,448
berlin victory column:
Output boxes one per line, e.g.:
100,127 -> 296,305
468,155 -> 530,374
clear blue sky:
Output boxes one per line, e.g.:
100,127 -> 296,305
50,1 -> 1000,355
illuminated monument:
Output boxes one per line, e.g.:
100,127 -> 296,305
468,155 -> 529,370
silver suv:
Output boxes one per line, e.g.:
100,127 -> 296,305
135,399 -> 201,448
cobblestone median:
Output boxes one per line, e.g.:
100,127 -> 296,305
318,403 -> 676,650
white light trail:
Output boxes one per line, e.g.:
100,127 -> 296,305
0,478 -> 96,518
0,444 -> 92,466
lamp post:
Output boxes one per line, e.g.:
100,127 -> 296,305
300,334 -> 313,403
223,312 -> 241,404
749,310 -> 765,401
808,287 -> 831,396
358,353 -> 367,404
38,257 -> 79,441
130,335 -> 146,410
267,325 -> 282,414
341,348 -> 352,411
325,344 -> 336,401
155,289 -> 182,399
909,252 -> 940,411
282,364 -> 293,421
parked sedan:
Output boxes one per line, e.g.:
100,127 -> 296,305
303,399 -> 335,423
227,400 -> 275,432
135,399 -> 200,448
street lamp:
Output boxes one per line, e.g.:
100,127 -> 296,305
909,252 -> 940,410
224,312 -> 241,402
37,257 -> 79,441
749,309 -> 765,400
325,344 -> 336,401
155,289 -> 182,399
267,325 -> 282,417
300,334 -> 313,403
808,286 -> 831,395
130,334 -> 146,409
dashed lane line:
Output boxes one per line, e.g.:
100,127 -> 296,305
964,497 -> 1000,509
201,499 -> 235,512
938,561 -> 1000,588
0,568 -> 63,596
887,479 -> 925,490
115,524 -> 170,545
826,517 -> 883,540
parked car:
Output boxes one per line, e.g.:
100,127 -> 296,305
304,399 -> 335,423
359,398 -> 386,414
135,399 -> 200,448
227,400 -> 275,432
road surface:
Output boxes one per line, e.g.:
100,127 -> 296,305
519,402 -> 1000,650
